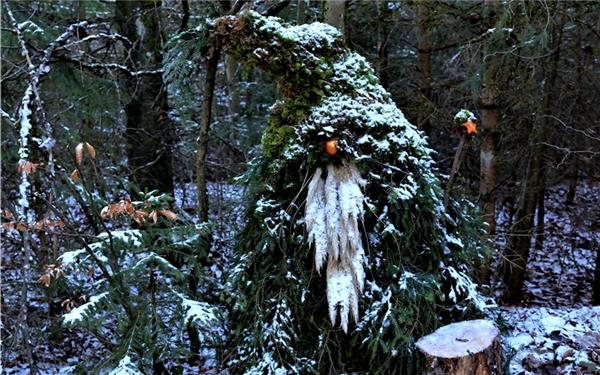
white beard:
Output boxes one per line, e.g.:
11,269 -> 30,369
305,161 -> 366,333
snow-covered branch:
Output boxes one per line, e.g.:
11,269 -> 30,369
55,31 -> 132,51
58,56 -> 164,77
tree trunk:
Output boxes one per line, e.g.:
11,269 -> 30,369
376,0 -> 390,89
196,45 -> 221,224
115,0 -> 174,194
566,10 -> 583,207
593,248 -> 600,305
502,8 -> 563,304
417,320 -> 501,375
479,0 -> 499,237
416,2 -> 432,134
324,0 -> 346,40
534,183 -> 545,251
477,0 -> 501,285
297,0 -> 308,24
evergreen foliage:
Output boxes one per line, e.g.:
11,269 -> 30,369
55,191 -> 220,373
189,11 -> 495,373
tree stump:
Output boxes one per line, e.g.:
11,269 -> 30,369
416,319 -> 501,375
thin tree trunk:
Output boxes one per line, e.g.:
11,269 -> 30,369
534,183 -> 545,251
593,248 -> 600,305
417,2 -> 432,134
503,10 -> 563,304
567,11 -> 583,207
226,55 -> 241,119
196,46 -> 221,224
376,0 -> 389,89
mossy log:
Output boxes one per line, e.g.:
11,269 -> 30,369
416,319 -> 501,375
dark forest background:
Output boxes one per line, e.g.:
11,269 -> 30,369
1,0 -> 599,373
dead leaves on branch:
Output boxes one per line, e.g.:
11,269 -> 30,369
100,198 -> 177,225
37,264 -> 65,287
70,142 -> 96,181
74,142 -> 96,166
70,169 -> 80,182
1,209 -> 64,233
17,160 -> 43,176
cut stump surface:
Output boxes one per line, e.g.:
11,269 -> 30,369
416,319 -> 501,375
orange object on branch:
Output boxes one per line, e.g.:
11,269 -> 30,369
462,119 -> 477,135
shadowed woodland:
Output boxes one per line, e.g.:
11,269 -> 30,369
1,1 -> 600,374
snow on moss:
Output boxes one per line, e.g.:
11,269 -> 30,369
252,11 -> 340,50
454,109 -> 476,124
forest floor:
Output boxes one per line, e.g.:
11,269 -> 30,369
495,181 -> 600,374
1,181 -> 599,374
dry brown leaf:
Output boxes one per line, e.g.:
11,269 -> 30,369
100,206 -> 110,219
85,142 -> 96,159
3,210 -> 13,220
2,222 -> 15,231
16,222 -> 27,232
75,143 -> 84,165
17,161 -> 42,176
37,274 -> 51,287
122,199 -> 133,214
132,210 -> 149,225
61,299 -> 74,312
149,210 -> 158,224
70,169 -> 80,182
159,209 -> 177,221
34,220 -> 45,230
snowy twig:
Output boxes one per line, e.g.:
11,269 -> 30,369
58,54 -> 163,77
1,109 -> 16,127
55,31 -> 132,51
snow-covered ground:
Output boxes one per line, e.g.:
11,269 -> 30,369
497,181 -> 600,374
503,306 -> 600,374
2,180 -> 598,373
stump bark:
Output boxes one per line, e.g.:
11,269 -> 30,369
416,319 -> 501,375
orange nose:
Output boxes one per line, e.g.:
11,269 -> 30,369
324,139 -> 338,156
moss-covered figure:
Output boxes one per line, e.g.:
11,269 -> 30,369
204,11 -> 491,374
